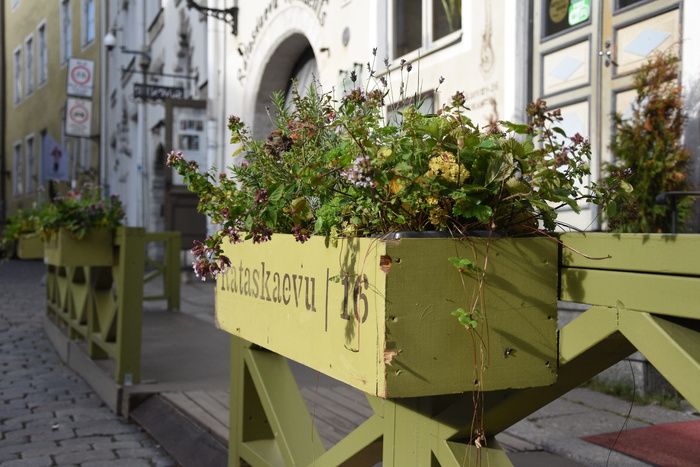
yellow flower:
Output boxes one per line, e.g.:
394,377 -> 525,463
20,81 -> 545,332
426,151 -> 469,184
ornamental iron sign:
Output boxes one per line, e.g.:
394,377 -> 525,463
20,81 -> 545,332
134,83 -> 185,101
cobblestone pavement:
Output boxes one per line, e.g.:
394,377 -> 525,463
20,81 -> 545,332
0,260 -> 176,467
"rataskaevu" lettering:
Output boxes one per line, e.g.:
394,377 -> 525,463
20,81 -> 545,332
219,261 -> 317,312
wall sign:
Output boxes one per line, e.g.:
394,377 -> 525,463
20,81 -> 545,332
134,83 -> 185,101
65,97 -> 92,137
67,58 -> 95,98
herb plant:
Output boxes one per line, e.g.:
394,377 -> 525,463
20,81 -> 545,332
168,71 -> 628,279
38,184 -> 125,240
604,51 -> 694,232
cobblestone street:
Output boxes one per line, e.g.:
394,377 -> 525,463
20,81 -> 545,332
0,260 -> 176,467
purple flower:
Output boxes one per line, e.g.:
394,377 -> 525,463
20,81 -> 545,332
166,151 -> 184,166
341,156 -> 374,188
292,225 -> 311,243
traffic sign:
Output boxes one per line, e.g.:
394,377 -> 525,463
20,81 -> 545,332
65,97 -> 92,137
67,58 -> 95,97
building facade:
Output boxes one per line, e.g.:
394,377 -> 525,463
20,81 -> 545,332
101,0 -> 208,243
2,0 -> 102,221
201,0 -> 699,232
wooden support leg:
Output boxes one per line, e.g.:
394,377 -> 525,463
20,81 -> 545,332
229,336 -> 325,466
620,310 -> 700,411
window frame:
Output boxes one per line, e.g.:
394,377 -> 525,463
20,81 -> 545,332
25,34 -> 35,96
13,142 -> 24,198
390,0 -> 463,62
60,0 -> 72,65
13,46 -> 22,105
82,0 -> 95,46
25,134 -> 37,193
37,21 -> 48,86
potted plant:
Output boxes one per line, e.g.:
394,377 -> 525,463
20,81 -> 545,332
40,184 -> 125,267
1,207 -> 44,260
167,71 -> 629,397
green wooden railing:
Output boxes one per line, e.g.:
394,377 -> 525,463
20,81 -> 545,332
45,227 -> 181,385
227,233 -> 700,466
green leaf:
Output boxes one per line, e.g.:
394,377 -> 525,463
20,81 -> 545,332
500,121 -> 530,134
268,183 -> 285,202
552,127 -> 567,138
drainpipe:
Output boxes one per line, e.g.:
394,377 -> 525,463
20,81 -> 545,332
99,0 -> 108,193
0,4 -> 6,222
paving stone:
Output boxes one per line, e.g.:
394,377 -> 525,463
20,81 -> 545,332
0,260 -> 175,466
83,459 -> 153,467
75,421 -> 137,437
1,457 -> 54,467
53,448 -> 117,465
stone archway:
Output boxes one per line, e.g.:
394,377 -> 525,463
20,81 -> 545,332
252,34 -> 318,139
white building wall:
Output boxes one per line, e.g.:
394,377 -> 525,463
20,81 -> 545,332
102,0 -> 207,230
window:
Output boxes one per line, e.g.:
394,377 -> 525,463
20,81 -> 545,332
13,142 -> 23,197
392,0 -> 462,58
26,135 -> 37,193
61,0 -> 72,64
38,22 -> 48,85
83,0 -> 95,45
25,35 -> 34,95
542,0 -> 591,38
13,47 -> 22,104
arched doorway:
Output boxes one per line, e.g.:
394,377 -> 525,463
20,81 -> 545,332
253,35 -> 319,139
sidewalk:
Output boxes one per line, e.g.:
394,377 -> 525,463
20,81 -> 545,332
0,259 -> 176,467
156,268 -> 700,466
1,258 -> 698,466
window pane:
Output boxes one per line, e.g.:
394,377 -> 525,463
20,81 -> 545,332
14,50 -> 22,103
543,0 -> 591,37
13,144 -> 23,197
38,25 -> 47,84
617,0 -> 647,10
433,0 -> 461,41
26,37 -> 34,94
85,0 -> 95,44
26,138 -> 36,192
394,0 -> 422,57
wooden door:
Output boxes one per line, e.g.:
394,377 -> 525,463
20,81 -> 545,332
532,0 -> 682,230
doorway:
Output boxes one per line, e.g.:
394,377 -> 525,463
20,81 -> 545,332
532,0 -> 682,229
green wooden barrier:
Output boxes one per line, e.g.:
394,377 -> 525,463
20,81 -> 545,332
143,231 -> 181,311
45,227 -> 181,384
226,233 -> 700,466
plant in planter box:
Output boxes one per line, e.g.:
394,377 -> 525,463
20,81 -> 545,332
40,184 -> 125,267
603,51 -> 694,233
167,69 -> 631,401
39,184 -> 125,240
168,80 -> 629,279
1,206 -> 44,259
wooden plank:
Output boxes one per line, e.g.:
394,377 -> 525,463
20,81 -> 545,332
182,390 -> 230,426
560,232 -> 700,275
160,392 -> 229,443
300,386 -> 374,421
245,347 -> 326,465
619,311 -> 700,411
130,395 -> 227,467
560,268 -> 700,319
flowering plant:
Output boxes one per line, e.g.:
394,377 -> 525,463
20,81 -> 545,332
168,77 -> 629,279
38,184 -> 125,240
0,206 -> 44,259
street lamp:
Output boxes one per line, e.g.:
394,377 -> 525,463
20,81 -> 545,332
103,30 -> 151,68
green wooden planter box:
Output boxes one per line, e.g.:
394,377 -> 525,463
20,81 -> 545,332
44,228 -> 114,267
17,234 -> 44,259
216,234 -> 558,398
